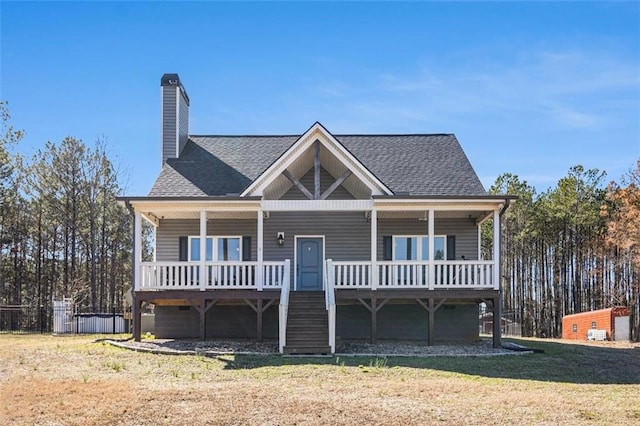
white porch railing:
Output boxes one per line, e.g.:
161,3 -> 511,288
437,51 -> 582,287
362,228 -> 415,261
278,259 -> 291,354
433,261 -> 495,288
332,261 -> 372,289
325,259 -> 336,354
330,260 -> 495,289
139,260 -> 289,291
140,262 -> 201,290
378,261 -> 429,288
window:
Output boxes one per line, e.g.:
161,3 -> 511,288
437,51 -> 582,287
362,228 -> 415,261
591,321 -> 597,329
572,324 -> 577,333
393,236 -> 446,261
188,236 -> 241,262
217,237 -> 240,261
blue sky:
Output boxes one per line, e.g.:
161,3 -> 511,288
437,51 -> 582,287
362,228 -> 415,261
1,1 -> 638,196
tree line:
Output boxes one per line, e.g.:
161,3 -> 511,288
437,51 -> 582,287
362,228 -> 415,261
484,164 -> 640,341
1,101 -> 638,340
0,102 -> 132,314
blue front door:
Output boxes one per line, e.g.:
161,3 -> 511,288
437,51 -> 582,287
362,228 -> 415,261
297,238 -> 323,291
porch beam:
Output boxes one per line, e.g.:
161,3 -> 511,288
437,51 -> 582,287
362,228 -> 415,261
261,199 -> 373,211
428,209 -> 435,290
283,169 -> 313,200
314,140 -> 320,200
370,209 -> 378,290
375,203 -> 502,212
321,170 -> 352,200
199,210 -> 207,291
257,210 -> 264,291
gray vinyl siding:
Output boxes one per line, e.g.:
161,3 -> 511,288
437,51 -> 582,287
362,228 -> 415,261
156,219 -> 257,261
161,85 -> 177,164
264,211 -> 370,286
156,216 -> 477,262
377,218 -> 478,261
263,212 -> 370,262
282,167 -> 355,200
178,89 -> 189,156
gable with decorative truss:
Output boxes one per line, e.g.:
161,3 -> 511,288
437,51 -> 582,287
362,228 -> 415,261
241,122 -> 393,200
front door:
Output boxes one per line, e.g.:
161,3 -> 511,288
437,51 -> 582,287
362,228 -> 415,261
296,238 -> 323,291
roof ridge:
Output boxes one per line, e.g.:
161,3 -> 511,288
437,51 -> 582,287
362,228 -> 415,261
189,133 -> 455,138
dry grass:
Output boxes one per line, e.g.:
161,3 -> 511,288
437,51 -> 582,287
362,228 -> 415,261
0,335 -> 639,425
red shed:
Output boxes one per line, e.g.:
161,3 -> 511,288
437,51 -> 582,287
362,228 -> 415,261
562,307 -> 630,341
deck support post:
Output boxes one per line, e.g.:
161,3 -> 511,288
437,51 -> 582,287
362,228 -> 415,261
132,295 -> 142,342
199,299 -> 206,340
492,296 -> 501,349
427,298 -> 435,346
371,298 -> 377,343
257,299 -> 263,342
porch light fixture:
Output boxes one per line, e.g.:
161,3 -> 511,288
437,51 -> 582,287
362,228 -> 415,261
277,232 -> 285,246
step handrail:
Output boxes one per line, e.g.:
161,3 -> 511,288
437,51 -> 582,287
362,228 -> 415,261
278,259 -> 291,354
325,259 -> 336,354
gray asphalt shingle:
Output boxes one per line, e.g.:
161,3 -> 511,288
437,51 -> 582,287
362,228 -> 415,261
148,134 -> 486,197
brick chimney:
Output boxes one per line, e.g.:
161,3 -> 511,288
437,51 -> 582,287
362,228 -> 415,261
160,73 -> 190,165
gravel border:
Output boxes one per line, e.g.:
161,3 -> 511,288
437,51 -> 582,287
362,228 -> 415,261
106,338 -> 532,357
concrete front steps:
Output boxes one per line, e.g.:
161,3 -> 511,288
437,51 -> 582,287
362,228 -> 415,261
283,291 -> 331,355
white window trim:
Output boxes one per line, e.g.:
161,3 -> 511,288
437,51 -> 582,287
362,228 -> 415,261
187,235 -> 242,262
392,235 -> 446,261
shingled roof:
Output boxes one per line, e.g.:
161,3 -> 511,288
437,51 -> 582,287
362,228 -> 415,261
148,133 -> 487,197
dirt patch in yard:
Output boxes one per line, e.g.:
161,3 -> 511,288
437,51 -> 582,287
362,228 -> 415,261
1,335 -> 639,425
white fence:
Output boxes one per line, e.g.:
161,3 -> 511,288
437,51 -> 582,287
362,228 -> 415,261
53,299 -> 127,334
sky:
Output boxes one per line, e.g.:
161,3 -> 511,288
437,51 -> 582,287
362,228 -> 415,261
1,1 -> 639,196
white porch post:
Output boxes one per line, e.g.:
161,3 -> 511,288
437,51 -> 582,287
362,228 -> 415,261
134,211 -> 142,291
257,210 -> 264,290
477,223 -> 482,260
492,208 -> 500,290
199,210 -> 207,290
428,209 -> 435,290
370,209 -> 377,290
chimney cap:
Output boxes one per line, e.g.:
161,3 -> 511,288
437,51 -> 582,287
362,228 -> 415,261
160,73 -> 189,104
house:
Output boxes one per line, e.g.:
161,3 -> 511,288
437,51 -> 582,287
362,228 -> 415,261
119,74 -> 515,354
562,307 -> 631,341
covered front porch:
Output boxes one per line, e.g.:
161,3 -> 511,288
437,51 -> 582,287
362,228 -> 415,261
124,196 -> 508,352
